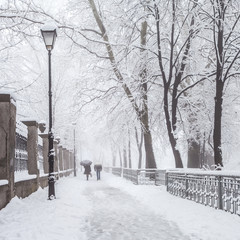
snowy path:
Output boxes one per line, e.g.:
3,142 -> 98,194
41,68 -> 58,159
1,172 -> 240,240
81,181 -> 188,240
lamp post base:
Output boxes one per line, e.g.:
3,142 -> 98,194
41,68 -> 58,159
48,173 -> 56,200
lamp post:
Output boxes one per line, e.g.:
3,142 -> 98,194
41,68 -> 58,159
72,122 -> 77,177
41,22 -> 57,200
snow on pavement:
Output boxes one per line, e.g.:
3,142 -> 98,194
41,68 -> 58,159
0,172 -> 240,240
81,182 -> 188,240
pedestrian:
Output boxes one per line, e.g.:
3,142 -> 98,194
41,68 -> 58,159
83,165 -> 92,180
94,163 -> 102,180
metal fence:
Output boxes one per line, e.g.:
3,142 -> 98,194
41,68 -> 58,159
107,167 -> 166,186
103,167 -> 111,173
15,121 -> 44,172
167,171 -> 240,215
112,167 -> 122,176
122,169 -> 139,184
15,132 -> 28,171
105,167 -> 240,215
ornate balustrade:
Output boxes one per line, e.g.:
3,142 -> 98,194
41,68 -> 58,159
15,121 -> 44,172
167,171 -> 240,215
112,167 -> 122,176
105,167 -> 166,186
15,121 -> 29,172
137,169 -> 157,185
122,169 -> 138,184
105,166 -> 240,215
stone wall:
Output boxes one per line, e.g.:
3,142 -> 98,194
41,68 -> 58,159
0,184 -> 9,209
0,93 -> 76,210
0,171 -> 74,210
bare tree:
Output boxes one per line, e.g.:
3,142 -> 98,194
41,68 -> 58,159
210,0 -> 240,167
87,0 -> 157,168
152,0 -> 200,167
135,126 -> 144,169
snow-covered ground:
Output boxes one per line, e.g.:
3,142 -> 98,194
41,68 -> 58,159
0,172 -> 240,240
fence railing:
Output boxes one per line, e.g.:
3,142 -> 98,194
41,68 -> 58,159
167,171 -> 240,215
122,169 -> 139,184
112,167 -> 122,176
106,167 -> 166,186
105,167 -> 240,215
15,132 -> 28,172
15,122 -> 44,172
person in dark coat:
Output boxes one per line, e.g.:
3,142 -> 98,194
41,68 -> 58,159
83,165 -> 91,180
94,164 -> 102,180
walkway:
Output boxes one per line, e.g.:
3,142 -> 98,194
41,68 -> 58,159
1,172 -> 240,240
81,181 -> 188,240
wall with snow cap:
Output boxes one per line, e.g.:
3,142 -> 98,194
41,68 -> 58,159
0,94 -> 75,210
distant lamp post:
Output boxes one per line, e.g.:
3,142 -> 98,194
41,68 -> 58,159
41,22 -> 57,200
72,122 -> 77,177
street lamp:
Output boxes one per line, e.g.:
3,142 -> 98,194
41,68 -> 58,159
41,22 -> 57,200
72,122 -> 77,177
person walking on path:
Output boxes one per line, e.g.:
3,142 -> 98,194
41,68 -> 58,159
94,164 -> 102,180
83,165 -> 92,180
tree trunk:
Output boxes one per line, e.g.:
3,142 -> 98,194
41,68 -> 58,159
111,144 -> 117,167
187,140 -> 200,168
163,89 -> 183,168
112,153 -> 116,167
213,82 -> 224,167
143,129 -> 156,169
135,127 -> 143,169
140,96 -> 156,168
213,0 -> 224,167
123,144 -> 127,168
128,129 -> 132,168
141,107 -> 156,168
118,149 -> 122,167
140,20 -> 156,169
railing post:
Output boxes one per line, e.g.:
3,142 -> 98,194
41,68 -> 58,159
70,151 -> 74,170
58,145 -> 63,173
136,170 -> 139,185
0,93 -> 16,203
53,140 -> 59,173
218,176 -> 223,210
154,170 -> 157,186
185,174 -> 189,198
22,120 -> 39,177
62,148 -> 67,172
166,172 -> 169,191
66,149 -> 70,171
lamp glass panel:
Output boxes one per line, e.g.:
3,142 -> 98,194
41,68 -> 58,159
42,31 -> 54,48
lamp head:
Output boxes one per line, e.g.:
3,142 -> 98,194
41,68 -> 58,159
41,21 -> 58,51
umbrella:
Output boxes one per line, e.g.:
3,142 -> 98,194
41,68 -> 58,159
80,160 -> 92,166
